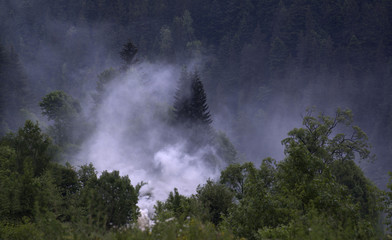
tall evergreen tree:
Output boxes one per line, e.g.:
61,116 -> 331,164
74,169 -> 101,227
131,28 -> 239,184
173,70 -> 214,153
173,69 -> 192,123
120,40 -> 138,66
190,73 -> 212,125
173,70 -> 212,126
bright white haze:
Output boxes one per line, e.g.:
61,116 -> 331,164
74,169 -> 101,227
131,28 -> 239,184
78,62 -> 224,218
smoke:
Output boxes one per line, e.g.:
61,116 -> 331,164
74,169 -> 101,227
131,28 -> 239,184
2,0 -> 226,213
77,62 -> 223,217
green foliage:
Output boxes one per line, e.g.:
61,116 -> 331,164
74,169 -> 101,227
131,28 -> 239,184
196,180 -> 234,225
0,146 -> 23,220
39,91 -> 81,145
220,162 -> 254,200
154,188 -> 200,222
74,167 -> 142,231
0,107 -> 386,239
220,109 -> 382,239
0,0 -> 390,237
276,109 -> 379,237
40,91 -> 81,123
0,122 -> 142,239
1,120 -> 52,177
278,109 -> 380,224
0,218 -> 44,240
383,172 -> 392,233
77,162 -> 98,188
282,108 -> 372,165
257,208 -> 378,240
3,0 -> 392,196
115,217 -> 235,240
167,218 -> 234,240
331,159 -> 380,221
224,160 -> 290,240
154,184 -> 234,227
95,170 -> 140,228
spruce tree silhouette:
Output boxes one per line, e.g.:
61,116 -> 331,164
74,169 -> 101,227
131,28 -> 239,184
173,71 -> 212,126
173,70 -> 213,153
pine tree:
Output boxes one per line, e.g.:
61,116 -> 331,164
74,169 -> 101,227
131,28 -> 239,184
173,70 -> 212,126
120,40 -> 138,66
189,72 -> 212,125
173,69 -> 192,123
173,70 -> 213,152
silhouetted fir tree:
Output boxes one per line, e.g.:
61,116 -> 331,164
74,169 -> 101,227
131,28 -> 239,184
173,70 -> 213,153
190,72 -> 212,125
173,70 -> 212,126
173,69 -> 192,123
120,40 -> 138,66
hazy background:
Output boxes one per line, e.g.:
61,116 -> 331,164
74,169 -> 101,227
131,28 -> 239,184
1,0 -> 391,198
76,62 -> 225,214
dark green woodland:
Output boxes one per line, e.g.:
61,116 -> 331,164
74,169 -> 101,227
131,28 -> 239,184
1,0 -> 392,239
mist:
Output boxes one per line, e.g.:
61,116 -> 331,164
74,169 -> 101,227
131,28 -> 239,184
1,0 -> 391,209
2,1 -> 392,237
76,62 -> 224,217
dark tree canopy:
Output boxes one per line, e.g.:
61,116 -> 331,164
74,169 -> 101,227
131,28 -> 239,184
120,40 -> 138,65
1,120 -> 52,177
40,91 -> 81,122
1,0 -> 392,237
39,91 -> 81,145
173,71 -> 212,126
95,170 -> 140,228
190,73 -> 212,125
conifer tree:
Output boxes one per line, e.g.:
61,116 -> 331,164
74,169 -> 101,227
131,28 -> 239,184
173,69 -> 192,123
190,72 -> 212,125
173,70 -> 213,152
173,70 -> 212,126
120,40 -> 138,66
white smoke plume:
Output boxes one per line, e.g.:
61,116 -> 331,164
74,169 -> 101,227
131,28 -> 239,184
77,62 -> 223,219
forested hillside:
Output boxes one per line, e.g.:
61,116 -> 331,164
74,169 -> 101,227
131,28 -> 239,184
1,0 -> 392,239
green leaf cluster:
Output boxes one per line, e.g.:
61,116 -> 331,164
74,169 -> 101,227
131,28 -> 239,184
0,121 -> 141,239
0,110 -> 389,239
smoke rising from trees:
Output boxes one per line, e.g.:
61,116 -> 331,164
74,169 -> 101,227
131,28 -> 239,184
77,62 -> 225,215
1,1 -> 392,237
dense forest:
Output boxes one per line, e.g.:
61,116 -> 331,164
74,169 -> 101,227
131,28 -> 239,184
1,0 -> 392,239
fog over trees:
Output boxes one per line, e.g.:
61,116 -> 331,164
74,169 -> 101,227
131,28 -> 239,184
1,0 -> 392,239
